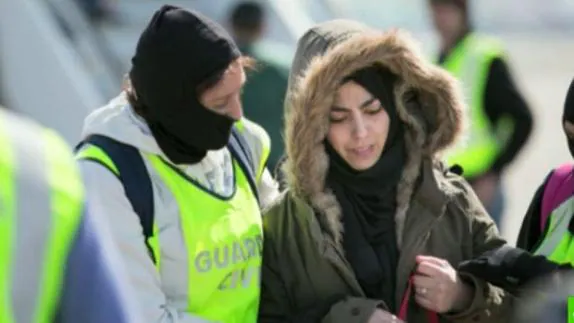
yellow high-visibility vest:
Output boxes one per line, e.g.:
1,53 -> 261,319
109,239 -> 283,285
534,196 -> 574,266
440,33 -> 506,178
0,109 -> 84,323
77,120 -> 269,322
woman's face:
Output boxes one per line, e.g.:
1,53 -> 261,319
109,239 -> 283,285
327,80 -> 390,171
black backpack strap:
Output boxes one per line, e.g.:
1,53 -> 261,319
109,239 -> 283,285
76,135 -> 157,263
228,127 -> 259,203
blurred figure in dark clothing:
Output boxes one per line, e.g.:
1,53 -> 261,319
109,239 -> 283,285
230,1 -> 264,47
228,1 -> 290,173
75,0 -> 120,24
429,0 -> 534,227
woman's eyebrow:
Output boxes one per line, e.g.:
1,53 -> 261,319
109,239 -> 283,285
359,97 -> 377,109
331,97 -> 376,112
331,105 -> 349,112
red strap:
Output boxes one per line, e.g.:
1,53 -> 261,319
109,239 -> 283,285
398,277 -> 440,323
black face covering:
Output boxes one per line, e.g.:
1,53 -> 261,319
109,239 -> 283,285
563,78 -> 574,158
145,97 -> 235,164
129,5 -> 241,164
326,66 -> 406,310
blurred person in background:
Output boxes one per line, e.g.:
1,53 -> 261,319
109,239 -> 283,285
76,5 -> 278,323
0,106 -> 138,323
228,1 -> 290,174
259,19 -> 512,323
75,0 -> 120,24
429,0 -> 534,227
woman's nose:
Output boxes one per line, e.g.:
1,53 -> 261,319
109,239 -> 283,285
352,117 -> 368,140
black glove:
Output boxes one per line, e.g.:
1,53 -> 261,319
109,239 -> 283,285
457,245 -> 567,293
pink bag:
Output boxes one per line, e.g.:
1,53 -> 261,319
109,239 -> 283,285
540,163 -> 574,232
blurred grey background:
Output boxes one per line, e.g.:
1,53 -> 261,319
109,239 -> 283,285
1,0 -> 573,243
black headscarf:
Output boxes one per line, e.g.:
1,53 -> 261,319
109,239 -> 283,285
326,66 -> 406,310
563,77 -> 574,158
129,5 -> 241,164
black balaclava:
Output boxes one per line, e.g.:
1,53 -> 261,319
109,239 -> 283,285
129,5 -> 241,164
325,66 -> 406,310
563,78 -> 574,158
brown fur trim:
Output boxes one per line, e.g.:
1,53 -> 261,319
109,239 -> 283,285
283,29 -> 466,246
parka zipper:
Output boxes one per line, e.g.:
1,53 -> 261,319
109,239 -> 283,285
395,216 -> 442,319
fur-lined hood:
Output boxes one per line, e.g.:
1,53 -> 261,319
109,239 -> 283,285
282,20 -> 467,245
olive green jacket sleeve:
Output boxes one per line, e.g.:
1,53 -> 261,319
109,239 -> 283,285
443,178 -> 515,323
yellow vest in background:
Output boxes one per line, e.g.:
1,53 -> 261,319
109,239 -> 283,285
440,33 -> 508,178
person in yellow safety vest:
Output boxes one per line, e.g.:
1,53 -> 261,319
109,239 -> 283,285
449,80 -> 574,311
0,107 -> 139,323
517,78 -> 574,263
428,0 -> 534,227
442,82 -> 574,323
75,5 -> 279,323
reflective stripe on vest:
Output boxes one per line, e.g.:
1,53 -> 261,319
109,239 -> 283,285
440,33 -> 505,178
534,196 -> 574,265
0,110 -> 84,323
235,119 -> 271,180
